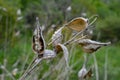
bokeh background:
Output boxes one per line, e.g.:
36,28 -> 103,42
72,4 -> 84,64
0,0 -> 120,80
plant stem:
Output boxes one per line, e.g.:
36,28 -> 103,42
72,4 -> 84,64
93,54 -> 99,80
88,15 -> 98,26
64,28 -> 86,45
104,49 -> 108,80
1,65 -> 15,80
19,58 -> 42,80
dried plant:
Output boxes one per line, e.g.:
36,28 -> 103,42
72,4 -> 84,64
50,27 -> 63,46
65,17 -> 88,32
56,43 -> 69,68
32,17 -> 46,58
19,15 -> 111,80
78,39 -> 111,53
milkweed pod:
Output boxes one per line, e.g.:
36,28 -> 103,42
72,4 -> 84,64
43,49 -> 56,59
83,68 -> 93,79
51,27 -> 63,46
65,17 -> 88,32
55,43 -> 69,68
55,44 -> 62,53
78,39 -> 111,53
32,17 -> 46,57
78,66 -> 87,79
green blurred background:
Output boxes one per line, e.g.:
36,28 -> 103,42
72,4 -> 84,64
0,0 -> 120,80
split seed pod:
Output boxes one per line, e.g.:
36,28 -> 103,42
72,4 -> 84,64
65,17 -> 88,32
78,66 -> 87,79
32,18 -> 46,57
78,39 -> 111,53
78,66 -> 93,79
43,49 -> 56,59
51,27 -> 63,46
55,43 -> 69,68
83,68 -> 93,79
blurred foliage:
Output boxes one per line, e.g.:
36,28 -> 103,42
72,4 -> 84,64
0,0 -> 120,47
96,15 -> 120,42
0,0 -> 120,80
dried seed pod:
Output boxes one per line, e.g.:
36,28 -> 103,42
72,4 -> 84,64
32,17 -> 46,57
83,68 -> 93,79
43,49 -> 56,59
78,65 -> 93,80
55,43 -> 69,68
51,27 -> 63,46
55,44 -> 62,53
78,39 -> 111,53
65,17 -> 88,32
78,66 -> 87,79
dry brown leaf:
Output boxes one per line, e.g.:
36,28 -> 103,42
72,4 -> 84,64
78,39 -> 111,53
32,18 -> 46,57
65,17 -> 88,32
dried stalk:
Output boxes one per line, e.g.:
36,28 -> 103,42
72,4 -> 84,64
93,54 -> 99,80
0,65 -> 15,80
104,49 -> 108,80
20,56 -> 37,76
19,58 -> 42,80
88,15 -> 98,26
64,28 -> 87,45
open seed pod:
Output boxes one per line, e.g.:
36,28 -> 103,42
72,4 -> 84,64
78,65 -> 93,80
55,43 -> 69,68
51,27 -> 63,46
32,18 -> 46,58
83,68 -> 93,79
43,49 -> 56,59
65,17 -> 88,32
78,39 -> 111,53
55,44 -> 62,53
78,66 -> 87,79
